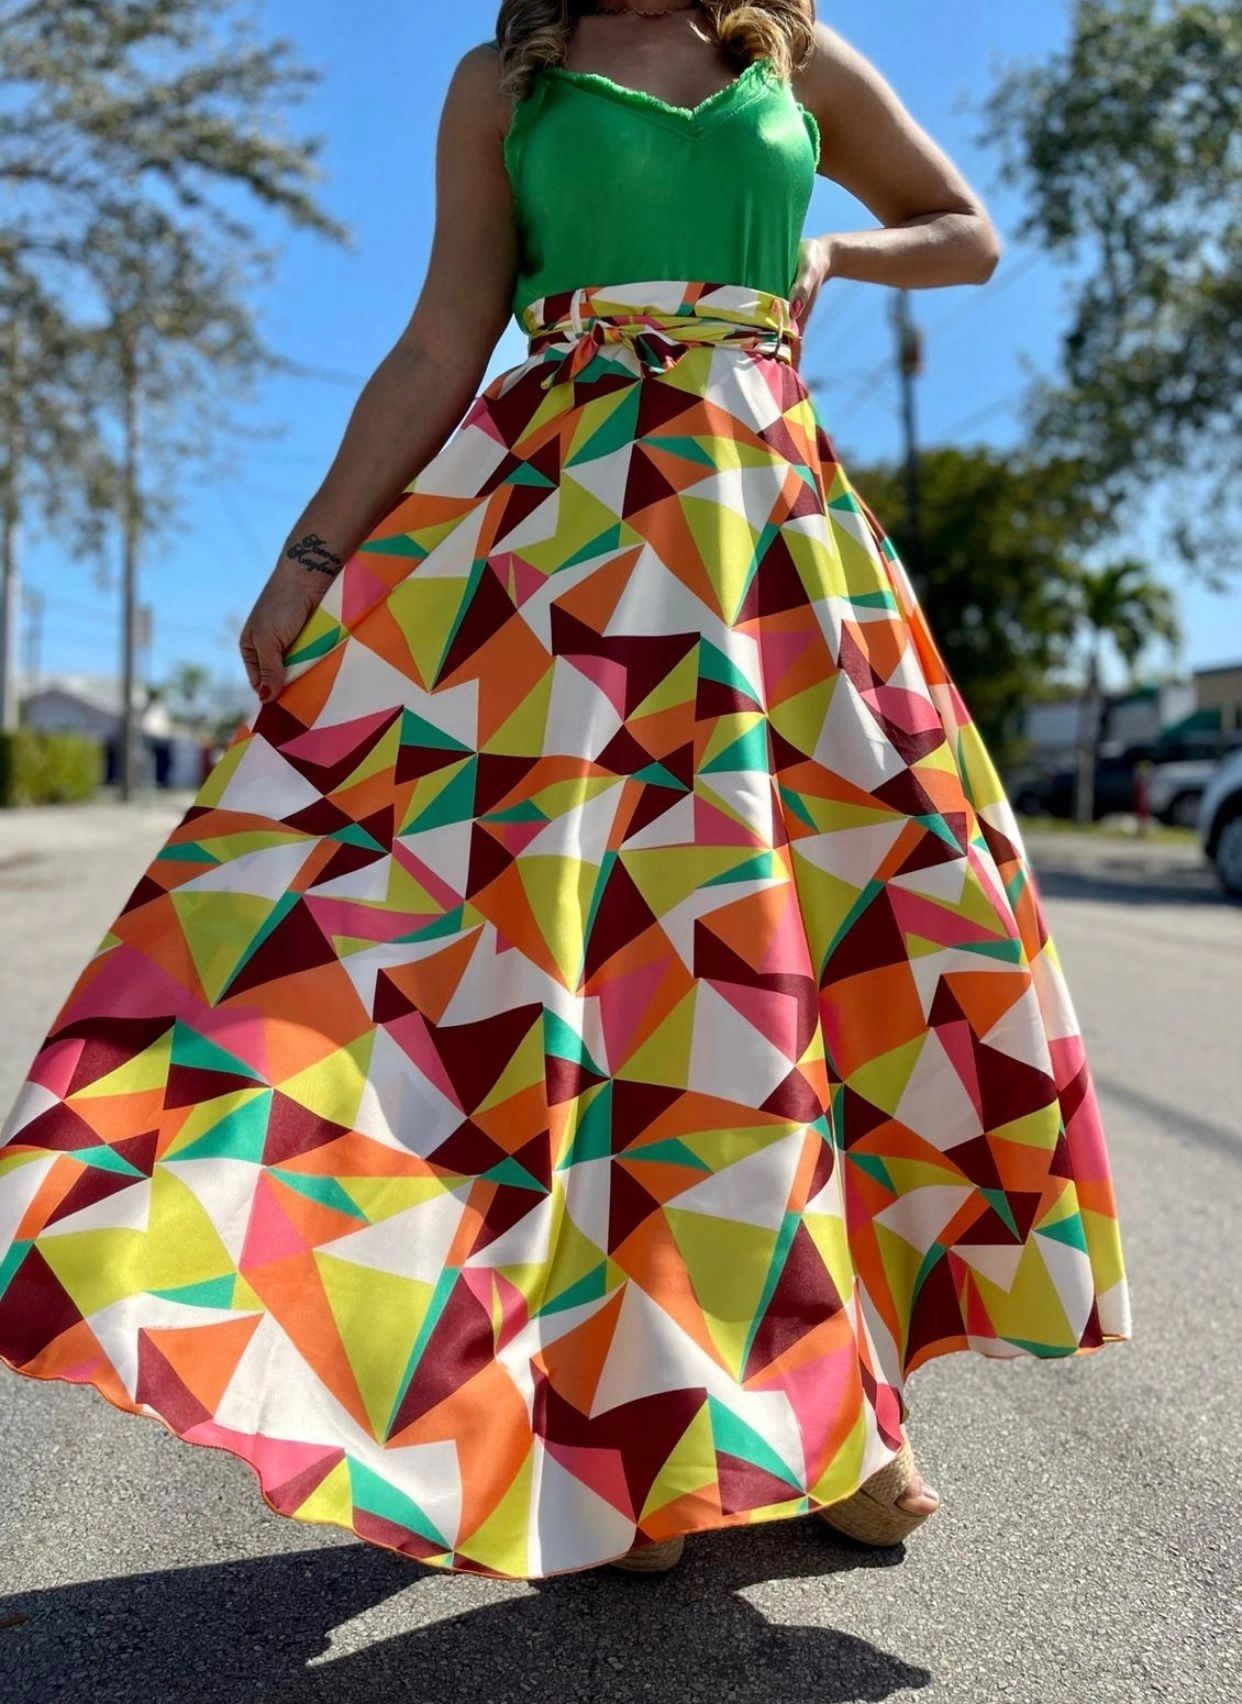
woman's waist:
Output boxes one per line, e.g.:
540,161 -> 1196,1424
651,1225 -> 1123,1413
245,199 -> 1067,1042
521,280 -> 798,384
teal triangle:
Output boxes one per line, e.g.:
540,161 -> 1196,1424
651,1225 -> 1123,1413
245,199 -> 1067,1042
347,1455 -> 451,1547
558,1081 -> 613,1168
541,1260 -> 610,1316
175,1091 -> 272,1164
150,1274 -> 238,1309
272,1169 -> 369,1220
1038,1212 -> 1088,1254
707,1394 -> 802,1489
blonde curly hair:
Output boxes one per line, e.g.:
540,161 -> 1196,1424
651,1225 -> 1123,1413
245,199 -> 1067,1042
495,2 -> 817,102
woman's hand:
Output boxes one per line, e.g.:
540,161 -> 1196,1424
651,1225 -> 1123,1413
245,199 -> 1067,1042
238,556 -> 332,703
790,235 -> 836,337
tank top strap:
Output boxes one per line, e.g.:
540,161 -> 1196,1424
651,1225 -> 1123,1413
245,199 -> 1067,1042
501,61 -> 554,187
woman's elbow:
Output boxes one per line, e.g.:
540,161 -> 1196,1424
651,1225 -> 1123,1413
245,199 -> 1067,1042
969,216 -> 1004,284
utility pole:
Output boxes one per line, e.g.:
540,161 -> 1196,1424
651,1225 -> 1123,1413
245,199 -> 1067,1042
891,290 -> 925,601
119,332 -> 140,801
22,586 -> 43,693
0,319 -> 21,733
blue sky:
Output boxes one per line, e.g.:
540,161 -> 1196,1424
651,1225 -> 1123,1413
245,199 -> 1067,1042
22,0 -> 1240,703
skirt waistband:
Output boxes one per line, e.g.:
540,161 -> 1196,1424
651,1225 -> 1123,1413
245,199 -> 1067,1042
521,282 -> 798,390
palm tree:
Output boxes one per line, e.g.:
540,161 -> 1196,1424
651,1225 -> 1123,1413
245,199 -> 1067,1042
1070,560 -> 1181,824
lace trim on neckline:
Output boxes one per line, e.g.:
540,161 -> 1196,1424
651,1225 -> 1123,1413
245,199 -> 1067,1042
542,55 -> 773,126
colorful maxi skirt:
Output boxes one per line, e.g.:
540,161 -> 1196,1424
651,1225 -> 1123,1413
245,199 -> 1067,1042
0,281 -> 1132,1579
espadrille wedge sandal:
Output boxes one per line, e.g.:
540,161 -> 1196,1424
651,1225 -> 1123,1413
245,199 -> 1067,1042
609,1534 -> 686,1573
816,1437 -> 940,1547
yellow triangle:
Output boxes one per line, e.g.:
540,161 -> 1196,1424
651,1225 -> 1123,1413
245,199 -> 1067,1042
71,1027 -> 173,1101
293,1455 -> 355,1525
387,575 -> 472,689
663,1209 -> 779,1379
40,1227 -> 148,1315
802,1208 -> 855,1302
629,644 -> 697,722
170,890 -> 280,1003
143,1165 -> 238,1290
278,1032 -> 376,1128
335,719 -> 401,796
616,985 -> 696,1086
808,1403 -> 869,1504
476,1009 -> 546,1115
337,1174 -> 456,1223
847,1036 -> 924,1119
484,660 -> 553,755
458,1443 -> 534,1577
640,1398 -> 716,1517
196,736 -> 249,808
517,854 -> 600,988
314,1252 -> 437,1439
969,1235 -> 1076,1347
682,496 -> 760,622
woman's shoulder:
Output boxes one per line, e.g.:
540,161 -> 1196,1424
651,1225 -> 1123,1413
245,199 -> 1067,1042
441,40 -> 514,138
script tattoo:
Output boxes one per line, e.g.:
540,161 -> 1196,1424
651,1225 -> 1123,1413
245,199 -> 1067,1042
285,533 -> 344,577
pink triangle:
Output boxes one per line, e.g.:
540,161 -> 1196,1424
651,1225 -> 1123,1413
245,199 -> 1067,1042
756,622 -> 823,696
545,1439 -> 635,1518
567,652 -> 629,718
711,979 -> 803,1062
190,1421 -> 344,1498
755,884 -> 818,977
490,551 -> 545,608
342,565 -> 396,626
462,395 -> 508,446
391,839 -> 465,910
935,1018 -> 984,1122
30,1037 -> 85,1099
860,681 -> 942,737
240,1172 -> 309,1270
888,886 -> 1000,950
282,708 -> 393,766
693,794 -> 768,848
597,956 -> 671,1069
384,1010 -> 464,1109
777,1337 -> 857,1485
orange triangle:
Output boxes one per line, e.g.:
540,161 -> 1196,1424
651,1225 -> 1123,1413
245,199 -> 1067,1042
534,1286 -> 625,1417
146,1313 -> 264,1415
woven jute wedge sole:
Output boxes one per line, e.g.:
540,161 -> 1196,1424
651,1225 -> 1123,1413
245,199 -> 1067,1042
608,1534 -> 686,1573
816,1437 -> 937,1547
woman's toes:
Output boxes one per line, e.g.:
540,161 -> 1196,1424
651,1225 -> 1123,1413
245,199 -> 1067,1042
896,1474 -> 940,1514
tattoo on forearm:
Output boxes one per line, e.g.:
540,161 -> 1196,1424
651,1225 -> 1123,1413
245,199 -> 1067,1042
285,533 -> 344,577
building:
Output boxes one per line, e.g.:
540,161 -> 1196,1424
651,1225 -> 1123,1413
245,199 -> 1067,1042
21,676 -> 201,788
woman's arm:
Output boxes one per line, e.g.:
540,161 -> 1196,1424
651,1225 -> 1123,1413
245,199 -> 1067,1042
789,21 -> 1002,331
239,43 -> 517,702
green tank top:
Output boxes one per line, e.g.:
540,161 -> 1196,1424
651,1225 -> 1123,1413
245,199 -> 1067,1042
502,55 -> 820,323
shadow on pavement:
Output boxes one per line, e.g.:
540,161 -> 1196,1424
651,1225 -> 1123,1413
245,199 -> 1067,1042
1027,858 -> 1228,909
1,1520 -> 933,1704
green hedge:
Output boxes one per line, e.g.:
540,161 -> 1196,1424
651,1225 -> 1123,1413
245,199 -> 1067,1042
0,730 -> 103,806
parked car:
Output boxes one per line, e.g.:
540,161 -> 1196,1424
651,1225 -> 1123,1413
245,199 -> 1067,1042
1197,748 -> 1242,899
1148,758 -> 1222,828
1013,745 -> 1150,821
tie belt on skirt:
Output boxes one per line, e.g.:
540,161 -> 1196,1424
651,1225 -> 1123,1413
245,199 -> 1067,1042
521,281 -> 799,390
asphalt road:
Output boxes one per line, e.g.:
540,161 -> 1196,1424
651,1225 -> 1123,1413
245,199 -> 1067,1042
0,805 -> 1239,1704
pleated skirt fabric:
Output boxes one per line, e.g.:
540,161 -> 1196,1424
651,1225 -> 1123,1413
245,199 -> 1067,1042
0,282 -> 1132,1579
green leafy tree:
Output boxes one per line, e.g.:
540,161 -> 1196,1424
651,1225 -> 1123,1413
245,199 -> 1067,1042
848,445 -> 1108,770
0,0 -> 349,790
979,0 -> 1242,583
1066,559 -> 1181,822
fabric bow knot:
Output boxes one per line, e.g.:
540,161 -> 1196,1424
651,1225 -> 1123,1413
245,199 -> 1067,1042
537,317 -> 697,391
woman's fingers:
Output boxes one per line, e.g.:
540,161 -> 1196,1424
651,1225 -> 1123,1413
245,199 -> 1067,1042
254,636 -> 286,704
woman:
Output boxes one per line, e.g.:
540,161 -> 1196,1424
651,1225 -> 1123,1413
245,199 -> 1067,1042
0,1 -> 1132,1580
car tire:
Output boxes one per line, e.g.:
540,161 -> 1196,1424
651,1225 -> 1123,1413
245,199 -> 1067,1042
1166,791 -> 1202,829
1212,814 -> 1242,900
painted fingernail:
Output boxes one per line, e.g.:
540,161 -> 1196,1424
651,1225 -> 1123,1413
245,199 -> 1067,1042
259,685 -> 270,702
